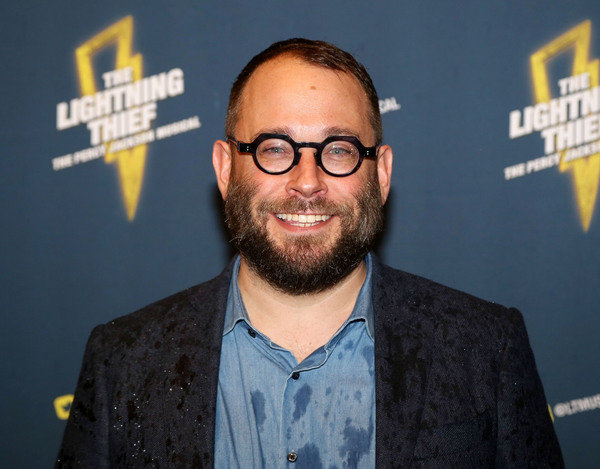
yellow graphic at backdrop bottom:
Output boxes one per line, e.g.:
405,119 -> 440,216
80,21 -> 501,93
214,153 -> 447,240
530,20 -> 600,232
54,394 -> 74,420
75,16 -> 145,221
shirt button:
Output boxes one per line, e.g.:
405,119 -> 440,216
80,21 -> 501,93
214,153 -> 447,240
291,371 -> 300,380
247,328 -> 256,338
287,451 -> 297,463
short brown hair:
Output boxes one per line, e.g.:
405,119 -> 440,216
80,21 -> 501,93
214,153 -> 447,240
225,38 -> 382,145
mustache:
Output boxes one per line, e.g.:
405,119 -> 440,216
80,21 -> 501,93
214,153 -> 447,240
256,196 -> 351,216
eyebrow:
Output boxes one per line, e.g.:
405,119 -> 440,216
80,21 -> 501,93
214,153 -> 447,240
250,126 -> 361,142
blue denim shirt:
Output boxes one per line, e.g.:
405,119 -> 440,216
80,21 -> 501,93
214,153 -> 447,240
214,255 -> 375,468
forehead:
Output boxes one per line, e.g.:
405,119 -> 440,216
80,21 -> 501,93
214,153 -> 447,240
236,56 -> 373,142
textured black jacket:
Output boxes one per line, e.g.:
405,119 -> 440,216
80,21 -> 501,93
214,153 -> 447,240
56,258 -> 564,468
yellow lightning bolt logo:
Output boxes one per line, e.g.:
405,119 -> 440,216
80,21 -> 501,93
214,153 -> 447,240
530,20 -> 600,232
54,394 -> 73,420
75,16 -> 145,221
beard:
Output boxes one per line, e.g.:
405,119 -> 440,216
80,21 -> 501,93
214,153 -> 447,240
224,170 -> 384,295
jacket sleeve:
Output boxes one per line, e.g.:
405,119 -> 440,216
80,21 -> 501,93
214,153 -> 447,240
55,325 -> 111,468
494,308 -> 564,468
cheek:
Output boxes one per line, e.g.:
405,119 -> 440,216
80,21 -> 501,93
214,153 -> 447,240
330,174 -> 373,205
231,166 -> 280,207
230,155 -> 256,182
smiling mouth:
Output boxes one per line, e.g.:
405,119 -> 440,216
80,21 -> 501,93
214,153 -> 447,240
275,213 -> 332,227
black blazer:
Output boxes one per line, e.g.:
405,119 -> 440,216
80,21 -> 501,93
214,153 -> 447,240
56,258 -> 564,468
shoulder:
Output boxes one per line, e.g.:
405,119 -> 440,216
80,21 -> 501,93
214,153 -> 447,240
87,261 -> 235,351
372,259 -> 525,342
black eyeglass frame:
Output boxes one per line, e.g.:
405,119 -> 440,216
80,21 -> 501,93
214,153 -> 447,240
227,133 -> 378,177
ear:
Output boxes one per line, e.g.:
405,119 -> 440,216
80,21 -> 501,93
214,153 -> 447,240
376,145 -> 393,204
212,140 -> 233,200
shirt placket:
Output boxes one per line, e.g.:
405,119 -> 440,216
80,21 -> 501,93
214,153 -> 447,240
278,344 -> 332,467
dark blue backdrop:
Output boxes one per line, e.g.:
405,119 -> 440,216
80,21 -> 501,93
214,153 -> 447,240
1,1 -> 598,467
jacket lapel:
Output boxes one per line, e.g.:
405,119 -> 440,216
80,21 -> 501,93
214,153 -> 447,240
373,260 -> 432,468
157,261 -> 234,467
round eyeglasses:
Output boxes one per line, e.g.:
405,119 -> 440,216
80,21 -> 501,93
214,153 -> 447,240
227,133 -> 378,177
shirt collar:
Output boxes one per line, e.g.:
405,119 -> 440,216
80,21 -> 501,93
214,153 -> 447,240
223,253 -> 374,340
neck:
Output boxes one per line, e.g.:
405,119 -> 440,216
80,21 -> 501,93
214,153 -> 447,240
237,257 -> 367,362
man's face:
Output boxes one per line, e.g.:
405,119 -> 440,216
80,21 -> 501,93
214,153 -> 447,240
214,55 -> 392,294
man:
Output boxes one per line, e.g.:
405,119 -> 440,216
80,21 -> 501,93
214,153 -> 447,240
56,39 -> 563,468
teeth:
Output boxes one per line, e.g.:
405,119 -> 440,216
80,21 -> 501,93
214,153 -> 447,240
275,213 -> 331,225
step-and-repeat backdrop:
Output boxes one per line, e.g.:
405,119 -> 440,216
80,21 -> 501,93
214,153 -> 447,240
1,1 -> 598,467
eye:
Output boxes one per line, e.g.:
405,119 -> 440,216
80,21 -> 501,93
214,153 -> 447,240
329,146 -> 352,155
256,139 -> 294,161
324,142 -> 358,158
264,145 -> 286,154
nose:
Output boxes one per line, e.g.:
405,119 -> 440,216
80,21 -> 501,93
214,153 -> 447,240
285,148 -> 328,198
